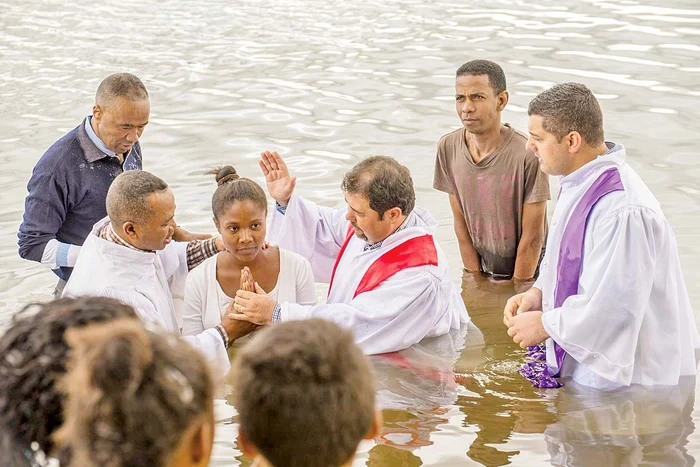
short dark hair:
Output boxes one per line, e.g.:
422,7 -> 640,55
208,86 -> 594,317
106,170 -> 169,226
341,156 -> 415,219
0,297 -> 137,466
234,319 -> 376,467
210,165 -> 268,218
54,319 -> 213,467
527,82 -> 605,145
95,73 -> 149,108
456,60 -> 507,95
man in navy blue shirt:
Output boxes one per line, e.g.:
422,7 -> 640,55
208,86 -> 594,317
18,73 -> 150,296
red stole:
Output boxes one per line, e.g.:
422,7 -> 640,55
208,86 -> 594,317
328,225 -> 439,299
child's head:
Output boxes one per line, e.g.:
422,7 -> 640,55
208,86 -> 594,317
233,319 -> 379,467
210,165 -> 269,263
54,318 -> 215,467
0,297 -> 137,465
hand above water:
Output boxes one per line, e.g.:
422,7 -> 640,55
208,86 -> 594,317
230,282 -> 277,325
503,287 -> 542,327
259,151 -> 297,206
220,301 -> 259,342
507,310 -> 550,348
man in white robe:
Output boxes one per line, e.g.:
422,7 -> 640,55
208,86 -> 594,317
64,170 -> 255,376
230,152 -> 469,355
504,82 -> 700,389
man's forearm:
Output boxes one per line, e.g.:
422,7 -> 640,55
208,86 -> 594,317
454,223 -> 481,272
185,237 -> 220,271
513,234 -> 544,280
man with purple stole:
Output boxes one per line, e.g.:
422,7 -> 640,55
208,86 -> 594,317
504,83 -> 700,390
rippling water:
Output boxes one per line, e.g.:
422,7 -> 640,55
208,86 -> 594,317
1,0 -> 699,465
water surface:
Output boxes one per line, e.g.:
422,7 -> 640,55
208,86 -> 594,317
1,0 -> 699,465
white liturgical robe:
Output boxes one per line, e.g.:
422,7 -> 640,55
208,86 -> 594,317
267,194 -> 470,355
534,144 -> 700,389
63,218 -> 230,376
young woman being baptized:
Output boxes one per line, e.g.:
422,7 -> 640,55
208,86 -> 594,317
183,165 -> 316,340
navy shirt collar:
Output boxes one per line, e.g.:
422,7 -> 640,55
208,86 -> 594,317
79,117 -> 134,164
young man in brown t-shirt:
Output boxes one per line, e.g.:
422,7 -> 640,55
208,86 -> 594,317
434,60 -> 550,280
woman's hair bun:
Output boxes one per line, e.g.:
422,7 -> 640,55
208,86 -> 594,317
214,165 -> 240,186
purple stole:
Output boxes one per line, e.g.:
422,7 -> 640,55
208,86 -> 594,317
520,167 -> 625,388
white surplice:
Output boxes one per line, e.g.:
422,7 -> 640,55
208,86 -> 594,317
63,218 -> 230,376
534,145 -> 700,389
267,194 -> 470,355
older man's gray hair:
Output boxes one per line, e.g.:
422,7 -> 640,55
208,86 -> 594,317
95,73 -> 149,109
527,82 -> 604,146
106,170 -> 168,226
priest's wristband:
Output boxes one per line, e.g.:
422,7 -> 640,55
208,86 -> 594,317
215,324 -> 230,348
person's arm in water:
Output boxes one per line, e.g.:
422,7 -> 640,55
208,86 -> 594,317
449,194 -> 481,273
513,201 -> 546,281
229,268 -> 466,355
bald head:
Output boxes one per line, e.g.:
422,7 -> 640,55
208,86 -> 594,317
106,171 -> 168,226
95,73 -> 149,109
341,156 -> 415,219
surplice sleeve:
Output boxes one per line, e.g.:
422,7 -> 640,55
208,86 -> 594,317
180,332 -> 231,381
278,267 -> 464,354
267,193 -> 350,283
182,263 -> 207,337
541,206 -> 663,386
104,284 -> 230,380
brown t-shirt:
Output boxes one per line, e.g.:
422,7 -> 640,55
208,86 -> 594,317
433,124 -> 550,277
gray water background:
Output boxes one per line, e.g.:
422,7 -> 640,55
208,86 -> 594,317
1,0 -> 700,465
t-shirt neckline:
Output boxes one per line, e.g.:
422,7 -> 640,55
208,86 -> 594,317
461,124 -> 515,167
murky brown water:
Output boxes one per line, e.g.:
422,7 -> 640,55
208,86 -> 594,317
1,0 -> 699,465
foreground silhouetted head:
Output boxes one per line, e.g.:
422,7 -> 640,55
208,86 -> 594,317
54,319 -> 215,467
234,319 -> 379,467
0,297 -> 136,466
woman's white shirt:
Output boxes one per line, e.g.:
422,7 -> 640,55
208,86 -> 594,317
182,248 -> 317,336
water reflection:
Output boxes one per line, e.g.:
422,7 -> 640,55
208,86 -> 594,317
546,379 -> 696,466
457,272 -> 698,467
209,273 -> 698,466
457,273 -> 556,466
2,0 -> 700,465
373,327 -> 467,458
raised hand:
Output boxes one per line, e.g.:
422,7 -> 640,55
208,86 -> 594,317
258,151 -> 297,206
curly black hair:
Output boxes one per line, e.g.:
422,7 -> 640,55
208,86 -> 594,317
54,318 -> 213,467
0,297 -> 136,466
